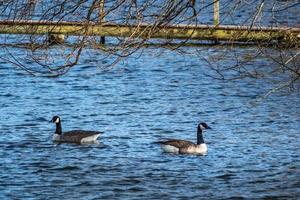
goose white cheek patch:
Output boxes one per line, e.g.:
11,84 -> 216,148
200,124 -> 205,130
55,118 -> 60,123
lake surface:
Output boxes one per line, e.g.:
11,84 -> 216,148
0,46 -> 299,199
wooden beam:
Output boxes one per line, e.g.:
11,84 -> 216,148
214,0 -> 220,26
0,20 -> 299,45
99,0 -> 105,23
99,0 -> 105,44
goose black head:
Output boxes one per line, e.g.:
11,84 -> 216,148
50,116 -> 61,124
198,122 -> 211,131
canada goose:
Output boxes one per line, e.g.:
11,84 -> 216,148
50,116 -> 102,143
157,122 -> 211,155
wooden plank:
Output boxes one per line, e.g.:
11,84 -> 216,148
98,0 -> 105,44
214,0 -> 220,26
0,20 -> 299,44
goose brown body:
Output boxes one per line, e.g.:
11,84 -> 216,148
53,130 -> 101,143
158,122 -> 211,155
50,116 -> 102,143
158,140 -> 195,149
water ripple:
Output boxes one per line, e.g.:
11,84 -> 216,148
0,48 -> 299,199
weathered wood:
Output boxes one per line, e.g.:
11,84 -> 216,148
99,0 -> 105,23
48,34 -> 65,44
214,0 -> 220,26
0,20 -> 299,45
99,0 -> 105,44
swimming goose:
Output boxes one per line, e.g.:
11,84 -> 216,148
157,122 -> 211,155
50,116 -> 102,143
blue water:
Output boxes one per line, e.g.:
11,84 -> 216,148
0,47 -> 299,199
1,0 -> 299,26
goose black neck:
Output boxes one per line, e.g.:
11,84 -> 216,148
197,126 -> 204,145
55,122 -> 62,135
